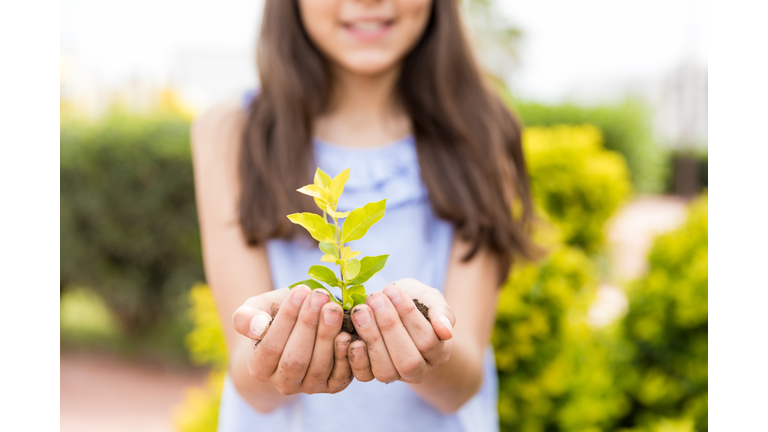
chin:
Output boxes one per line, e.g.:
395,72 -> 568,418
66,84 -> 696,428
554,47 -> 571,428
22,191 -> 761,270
337,53 -> 401,77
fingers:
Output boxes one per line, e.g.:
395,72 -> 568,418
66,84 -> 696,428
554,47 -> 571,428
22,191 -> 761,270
351,303 -> 401,384
232,288 -> 289,340
327,332 -> 354,393
366,292 -> 428,383
397,279 -> 456,341
303,301 -> 344,392
275,289 -> 331,392
247,286 -> 310,381
348,339 -> 374,382
382,284 -> 445,367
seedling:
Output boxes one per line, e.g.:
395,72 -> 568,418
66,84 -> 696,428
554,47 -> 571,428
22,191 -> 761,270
287,168 -> 388,310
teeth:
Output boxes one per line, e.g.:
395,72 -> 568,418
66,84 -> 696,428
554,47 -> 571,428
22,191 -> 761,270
351,22 -> 385,32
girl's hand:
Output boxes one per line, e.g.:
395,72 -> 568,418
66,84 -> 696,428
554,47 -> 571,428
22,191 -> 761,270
347,278 -> 456,384
231,285 -> 354,395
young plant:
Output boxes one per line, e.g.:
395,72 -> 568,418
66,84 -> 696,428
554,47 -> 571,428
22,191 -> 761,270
287,168 -> 388,310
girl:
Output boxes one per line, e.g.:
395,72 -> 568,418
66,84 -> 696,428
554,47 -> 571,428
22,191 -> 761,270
192,1 -> 538,431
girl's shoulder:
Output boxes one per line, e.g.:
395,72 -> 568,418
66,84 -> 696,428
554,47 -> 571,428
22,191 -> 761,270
191,97 -> 246,161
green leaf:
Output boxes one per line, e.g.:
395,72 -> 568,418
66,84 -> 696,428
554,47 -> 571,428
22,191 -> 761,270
330,168 -> 351,201
297,184 -> 331,202
320,254 -> 336,263
308,265 -> 341,287
351,293 -> 367,307
348,255 -> 389,285
319,242 -> 337,257
341,199 -> 386,243
348,285 -> 365,297
289,279 -> 341,306
314,168 -> 332,189
343,258 -> 360,280
289,279 -> 326,290
287,213 -> 335,243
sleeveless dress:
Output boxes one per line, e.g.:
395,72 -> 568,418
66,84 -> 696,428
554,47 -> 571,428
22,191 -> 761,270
217,92 -> 499,432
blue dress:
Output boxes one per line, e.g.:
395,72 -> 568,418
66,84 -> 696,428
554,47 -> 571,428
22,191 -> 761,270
218,96 -> 499,432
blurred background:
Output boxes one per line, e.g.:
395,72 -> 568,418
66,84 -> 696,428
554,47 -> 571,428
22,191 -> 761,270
60,1 -> 708,431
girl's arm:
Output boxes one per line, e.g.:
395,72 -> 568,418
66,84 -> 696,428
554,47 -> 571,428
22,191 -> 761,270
193,99 -> 354,411
347,236 -> 501,414
406,237 -> 501,413
192,98 -> 293,412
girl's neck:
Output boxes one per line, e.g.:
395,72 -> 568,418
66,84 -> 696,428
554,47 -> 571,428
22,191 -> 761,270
314,64 -> 411,149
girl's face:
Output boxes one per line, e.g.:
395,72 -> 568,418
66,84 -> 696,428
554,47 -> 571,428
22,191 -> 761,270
298,0 -> 433,76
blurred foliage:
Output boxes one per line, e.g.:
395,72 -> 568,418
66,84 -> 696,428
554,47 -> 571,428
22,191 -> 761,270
60,287 -> 191,361
60,109 -> 203,334
494,82 -> 668,194
175,284 -> 227,432
494,246 -> 628,432
615,196 -> 708,431
523,124 -> 632,253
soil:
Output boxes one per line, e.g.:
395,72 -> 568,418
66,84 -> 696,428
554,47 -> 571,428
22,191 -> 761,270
341,299 -> 430,343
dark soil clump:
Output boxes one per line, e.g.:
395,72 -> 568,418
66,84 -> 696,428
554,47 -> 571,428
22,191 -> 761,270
341,299 -> 431,343
342,308 -> 361,342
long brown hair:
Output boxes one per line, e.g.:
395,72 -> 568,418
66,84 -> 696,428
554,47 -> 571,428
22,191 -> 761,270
240,0 -> 540,282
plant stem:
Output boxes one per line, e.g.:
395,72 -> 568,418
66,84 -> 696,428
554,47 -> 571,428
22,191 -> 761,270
333,216 -> 348,306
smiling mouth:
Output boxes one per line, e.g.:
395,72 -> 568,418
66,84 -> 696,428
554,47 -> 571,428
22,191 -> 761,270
343,19 -> 395,38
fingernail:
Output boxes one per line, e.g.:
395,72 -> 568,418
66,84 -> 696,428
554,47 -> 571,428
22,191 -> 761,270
367,294 -> 385,312
292,287 -> 309,307
323,308 -> 341,326
337,337 -> 350,351
350,346 -> 365,359
383,285 -> 400,304
311,290 -> 329,310
439,315 -> 453,336
250,315 -> 270,339
352,307 -> 371,327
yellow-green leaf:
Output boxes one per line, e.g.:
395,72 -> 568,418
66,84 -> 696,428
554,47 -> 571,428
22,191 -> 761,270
297,185 -> 331,202
325,204 -> 351,219
319,242 -> 337,257
343,258 -> 360,280
314,168 -> 332,189
320,254 -> 336,263
348,255 -> 389,285
330,168 -> 351,200
314,196 -> 329,211
341,246 -> 361,260
287,213 -> 335,243
308,265 -> 340,287
341,199 -> 386,243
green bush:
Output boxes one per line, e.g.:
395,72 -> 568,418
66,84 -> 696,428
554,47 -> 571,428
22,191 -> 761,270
524,124 -> 632,253
494,246 -> 627,432
61,110 -> 203,334
174,284 -> 226,432
515,99 -> 669,194
616,195 -> 708,431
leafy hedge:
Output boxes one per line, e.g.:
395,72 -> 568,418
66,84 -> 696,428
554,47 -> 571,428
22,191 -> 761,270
616,195 -> 708,431
515,100 -> 668,195
523,124 -> 631,252
60,110 -> 203,334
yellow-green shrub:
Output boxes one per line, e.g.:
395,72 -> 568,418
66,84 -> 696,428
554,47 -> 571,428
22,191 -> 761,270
494,246 -> 627,432
616,196 -> 708,431
174,284 -> 227,432
523,124 -> 632,253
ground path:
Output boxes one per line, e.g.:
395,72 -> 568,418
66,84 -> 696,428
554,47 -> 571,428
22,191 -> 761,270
60,195 -> 690,432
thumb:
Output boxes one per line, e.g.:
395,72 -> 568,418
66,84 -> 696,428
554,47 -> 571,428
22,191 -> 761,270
232,304 -> 273,340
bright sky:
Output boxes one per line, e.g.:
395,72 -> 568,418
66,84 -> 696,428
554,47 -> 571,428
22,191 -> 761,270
60,0 -> 707,104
